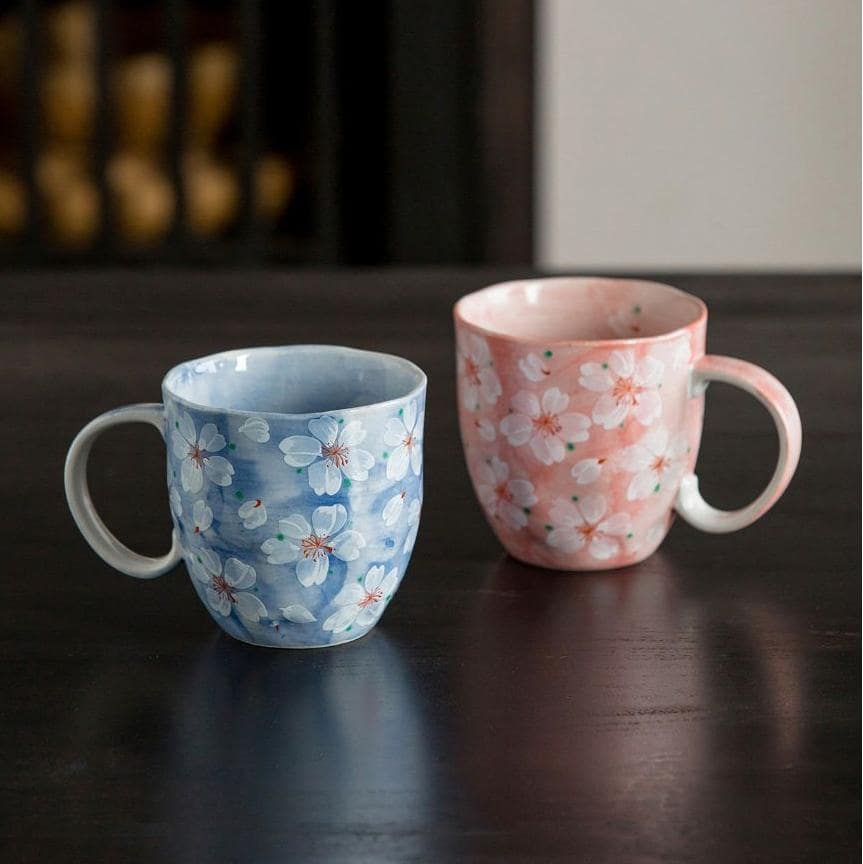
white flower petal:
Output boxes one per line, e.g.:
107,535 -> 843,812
312,504 -> 347,537
511,390 -> 540,418
172,429 -> 191,460
261,537 -> 298,565
500,502 -> 528,529
386,444 -> 410,481
343,448 -> 374,481
599,513 -> 633,536
331,530 -> 365,562
234,592 -> 267,622
238,499 -> 267,529
547,526 -> 584,553
619,443 -> 652,473
323,605 -> 359,634
476,418 -> 496,441
297,555 -> 329,587
224,557 -> 256,589
364,565 -> 387,592
197,423 -> 225,453
579,493 -> 607,525
280,604 -> 316,624
308,416 -> 339,446
355,605 -> 381,628
592,393 -> 629,430
589,535 -> 619,560
529,434 -> 563,465
206,588 -> 231,617
339,420 -> 367,446
193,499 -> 213,532
500,413 -> 533,446
203,455 -> 234,486
633,390 -> 662,426
559,413 -> 591,442
410,444 -> 422,475
177,411 -> 196,446
382,493 -> 405,527
508,478 -> 537,507
578,365 -> 614,392
169,487 -> 183,517
519,353 -> 547,382
308,459 -> 342,495
402,401 -> 418,433
571,458 -> 602,485
479,368 -> 502,404
181,458 -> 203,493
333,580 -> 366,606
383,417 -> 407,447
637,355 -> 664,387
239,416 -> 270,443
609,350 -> 635,378
280,513 -> 311,539
549,499 -> 582,527
627,469 -> 659,501
541,386 -> 569,415
279,436 -> 322,467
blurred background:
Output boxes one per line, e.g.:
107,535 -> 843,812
0,0 -> 858,269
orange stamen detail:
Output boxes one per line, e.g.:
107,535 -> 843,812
532,413 -> 562,437
578,523 -> 598,539
651,455 -> 671,474
403,433 -> 414,449
301,533 -> 333,561
358,588 -> 383,609
494,482 -> 512,503
253,499 -> 262,508
612,376 -> 643,406
188,444 -> 205,468
463,356 -> 481,386
211,574 -> 236,604
321,441 -> 349,468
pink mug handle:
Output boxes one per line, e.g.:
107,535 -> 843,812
676,355 -> 802,533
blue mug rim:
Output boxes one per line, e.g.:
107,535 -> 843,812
162,344 -> 427,421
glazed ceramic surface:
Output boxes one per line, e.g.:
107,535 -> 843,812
454,278 -> 801,571
66,346 -> 426,648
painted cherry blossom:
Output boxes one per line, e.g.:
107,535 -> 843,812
518,352 -> 552,382
322,565 -> 399,634
171,411 -> 234,494
169,487 -> 182,518
499,387 -> 590,465
192,499 -> 213,534
458,332 -> 502,411
650,333 -> 692,372
619,426 -> 688,501
279,416 -> 374,496
239,416 -> 270,443
403,499 -> 421,554
579,350 -> 664,430
260,504 -> 365,587
546,494 -> 632,561
476,456 -> 537,530
280,604 -> 316,624
189,548 -> 267,621
571,456 -> 611,486
238,497 -> 268,529
382,489 -> 408,527
472,417 -> 497,442
383,400 -> 424,480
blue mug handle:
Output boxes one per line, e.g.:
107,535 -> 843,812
65,403 -> 182,578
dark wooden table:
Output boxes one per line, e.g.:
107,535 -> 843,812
1,271 -> 859,863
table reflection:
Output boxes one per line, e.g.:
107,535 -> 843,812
456,553 -> 807,858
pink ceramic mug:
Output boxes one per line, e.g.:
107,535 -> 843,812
454,277 -> 802,571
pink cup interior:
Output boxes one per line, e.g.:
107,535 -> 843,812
455,278 -> 705,343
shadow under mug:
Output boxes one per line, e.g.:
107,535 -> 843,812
65,345 -> 427,648
454,277 -> 801,571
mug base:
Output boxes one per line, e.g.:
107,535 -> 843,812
505,548 -> 652,573
221,625 -> 376,650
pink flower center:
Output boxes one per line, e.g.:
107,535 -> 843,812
321,441 -> 349,468
494,482 -> 512,503
532,412 -> 562,437
463,356 -> 481,386
301,533 -> 333,561
612,376 -> 644,406
187,443 -> 205,468
651,455 -> 671,474
358,588 -> 383,609
211,573 -> 236,604
403,433 -> 415,449
578,522 -> 598,539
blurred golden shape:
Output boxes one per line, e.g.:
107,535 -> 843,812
109,152 -> 174,245
44,174 -> 98,247
256,154 -> 294,223
41,61 -> 94,142
113,53 -> 171,154
0,15 -> 20,86
184,150 -> 238,237
188,43 -> 238,146
37,146 -> 87,194
47,1 -> 95,62
0,169 -> 25,235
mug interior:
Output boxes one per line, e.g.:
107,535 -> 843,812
455,277 -> 705,342
164,345 -> 425,415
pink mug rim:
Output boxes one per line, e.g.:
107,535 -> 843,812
453,276 -> 708,348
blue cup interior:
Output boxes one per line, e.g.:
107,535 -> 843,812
164,345 -> 426,416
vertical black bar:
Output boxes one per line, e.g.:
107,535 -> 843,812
21,0 -> 41,251
94,0 -> 112,249
166,0 -> 187,251
238,0 -> 261,254
311,0 -> 339,263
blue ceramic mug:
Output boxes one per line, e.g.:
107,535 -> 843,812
65,345 -> 426,648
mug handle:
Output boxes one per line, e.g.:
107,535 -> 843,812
64,403 -> 182,578
675,355 -> 802,533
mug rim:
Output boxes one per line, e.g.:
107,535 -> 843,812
162,344 -> 427,419
453,276 -> 708,347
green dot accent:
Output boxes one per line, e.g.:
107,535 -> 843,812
357,575 -> 363,582
196,555 -> 202,563
543,349 -> 553,358
633,305 -> 642,314
296,468 -> 303,474
338,418 -> 344,423
602,362 -> 608,369
626,532 -> 634,539
228,442 -> 236,450
343,478 -> 352,488
234,490 -> 244,500
346,625 -> 352,632
276,533 -> 284,541
654,483 -> 661,493
398,408 -> 403,416
566,442 -> 575,451
175,421 -> 179,429
571,495 -> 579,502
544,524 -> 553,532
382,451 -> 389,459
523,507 -> 531,515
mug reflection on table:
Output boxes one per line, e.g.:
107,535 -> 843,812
454,278 -> 801,571
64,345 -> 426,648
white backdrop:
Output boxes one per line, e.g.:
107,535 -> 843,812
537,0 -> 861,271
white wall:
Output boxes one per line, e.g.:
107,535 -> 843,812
537,0 -> 861,271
